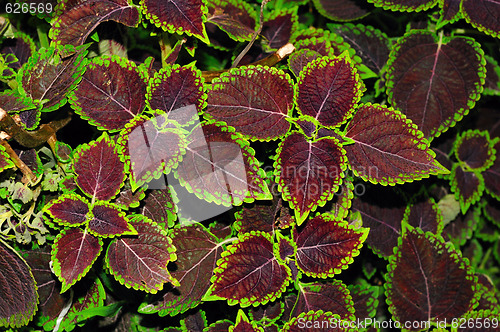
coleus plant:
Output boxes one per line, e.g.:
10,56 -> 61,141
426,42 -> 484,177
0,0 -> 499,331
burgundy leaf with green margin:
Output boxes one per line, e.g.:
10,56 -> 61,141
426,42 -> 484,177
44,194 -> 90,226
328,23 -> 391,75
105,215 -> 178,293
139,224 -> 223,316
0,32 -> 35,71
438,0 -> 461,27
344,103 -> 449,184
175,122 -> 271,206
350,195 -> 406,257
50,0 -> 140,47
462,0 -> 500,39
385,226 -> 476,329
386,31 -> 486,139
206,66 -> 294,141
0,90 -> 36,113
206,0 -> 256,42
60,279 -> 106,331
210,231 -> 291,307
24,247 -> 65,329
454,130 -> 496,171
120,114 -> 187,191
404,197 -> 442,235
141,188 -> 178,228
52,228 -> 103,293
295,214 -> 368,277
146,64 -> 206,125
115,187 -> 146,210
287,49 -> 321,78
262,10 -> 297,49
296,56 -> 363,128
483,139 -> 500,199
291,281 -> 355,320
69,56 -> 147,132
443,206 -> 480,247
348,282 -> 379,321
450,164 -> 484,214
312,0 -> 369,21
234,198 -> 280,234
73,132 -> 125,200
87,202 -> 135,237
0,240 -> 38,328
367,0 -> 438,12
141,0 -> 209,43
19,46 -> 87,113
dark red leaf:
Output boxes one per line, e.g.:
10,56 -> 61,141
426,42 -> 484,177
69,56 -> 147,131
20,46 -> 87,113
484,56 -> 500,95
142,188 -> 177,228
234,198 -> 280,234
462,0 -> 500,38
0,32 -> 35,70
351,196 -> 406,257
206,66 -> 294,140
105,215 -> 177,293
262,11 -> 297,49
206,0 -> 256,42
295,215 -> 368,277
344,104 -> 449,184
450,165 -> 484,214
443,206 -> 480,247
115,187 -> 146,210
0,90 -> 36,113
313,0 -> 369,21
367,0 -> 437,11
0,241 -> 38,328
146,65 -> 205,125
141,0 -> 209,43
287,49 -> 321,78
291,281 -> 355,320
50,0 -> 140,47
405,197 -> 442,234
386,31 -> 486,139
328,23 -> 391,74
121,114 -> 187,190
386,226 -> 476,329
52,228 -> 103,293
250,301 -> 283,323
175,122 -> 270,206
140,224 -> 223,316
483,140 -> 500,200
277,235 -> 295,262
74,132 -> 125,200
45,194 -> 90,226
455,130 -> 495,170
88,203 -> 135,237
439,0 -> 461,26
348,282 -> 379,321
211,232 -> 291,306
296,56 -> 362,128
62,279 -> 105,331
24,248 -> 65,327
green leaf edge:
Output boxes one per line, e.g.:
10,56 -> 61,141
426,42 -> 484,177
453,129 -> 496,172
205,65 -> 295,142
51,228 -> 104,293
210,230 -> 292,308
402,196 -> 444,236
449,163 -> 485,215
295,215 -> 369,278
68,55 -> 149,133
44,193 -> 90,227
206,0 -> 258,42
140,0 -> 210,44
367,0 -> 439,12
87,201 -> 137,238
105,214 -> 178,294
461,1 -> 500,39
384,224 -> 479,325
346,103 -> 450,186
72,131 -> 127,200
385,30 -> 486,141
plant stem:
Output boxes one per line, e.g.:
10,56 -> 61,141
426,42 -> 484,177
231,0 -> 270,68
0,139 -> 36,184
0,107 -> 72,148
202,42 -> 295,82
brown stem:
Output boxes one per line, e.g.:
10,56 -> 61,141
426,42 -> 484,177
201,43 -> 295,83
0,108 -> 72,148
231,0 -> 270,68
0,140 -> 36,184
